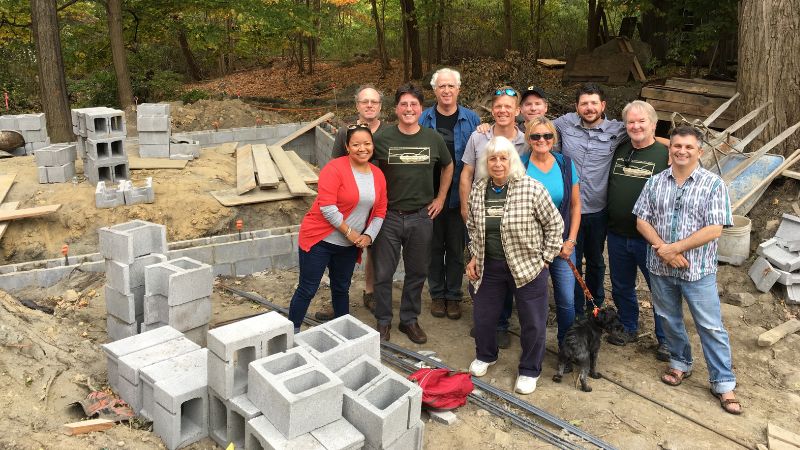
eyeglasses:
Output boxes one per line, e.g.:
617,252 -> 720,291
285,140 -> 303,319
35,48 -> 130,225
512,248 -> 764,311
347,124 -> 370,130
357,99 -> 381,105
494,88 -> 518,97
529,133 -> 554,141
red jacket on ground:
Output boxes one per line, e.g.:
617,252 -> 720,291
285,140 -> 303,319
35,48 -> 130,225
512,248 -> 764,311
298,156 -> 387,262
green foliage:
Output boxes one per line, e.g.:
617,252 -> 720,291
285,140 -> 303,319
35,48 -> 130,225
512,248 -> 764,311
180,88 -> 210,104
68,70 -> 119,108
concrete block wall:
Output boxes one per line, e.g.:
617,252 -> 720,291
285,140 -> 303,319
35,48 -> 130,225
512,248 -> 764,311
315,125 -> 336,167
72,107 -> 129,184
35,143 -> 78,183
0,113 -> 49,155
283,131 -> 316,164
137,103 -> 171,159
142,257 -> 213,335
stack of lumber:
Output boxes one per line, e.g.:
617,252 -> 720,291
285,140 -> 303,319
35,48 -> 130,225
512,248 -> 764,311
641,78 -> 737,129
563,37 -> 646,85
0,172 -> 62,242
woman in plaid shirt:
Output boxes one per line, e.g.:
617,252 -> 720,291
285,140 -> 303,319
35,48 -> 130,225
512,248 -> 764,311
465,136 -> 564,394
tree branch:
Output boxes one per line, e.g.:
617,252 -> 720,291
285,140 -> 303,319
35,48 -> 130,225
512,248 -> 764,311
57,0 -> 85,12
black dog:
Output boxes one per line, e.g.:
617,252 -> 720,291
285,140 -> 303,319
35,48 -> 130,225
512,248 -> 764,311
552,307 -> 624,392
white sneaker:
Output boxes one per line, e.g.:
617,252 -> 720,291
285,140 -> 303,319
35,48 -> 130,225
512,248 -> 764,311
515,375 -> 539,394
469,359 -> 496,377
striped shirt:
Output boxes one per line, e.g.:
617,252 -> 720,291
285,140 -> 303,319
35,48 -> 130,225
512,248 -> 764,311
466,176 -> 564,291
632,165 -> 733,281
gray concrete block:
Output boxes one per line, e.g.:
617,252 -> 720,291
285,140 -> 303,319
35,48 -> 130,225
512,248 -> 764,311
105,284 -> 145,323
786,284 -> 800,304
137,103 -> 170,116
748,257 -> 781,293
247,347 -> 343,439
776,214 -> 800,245
207,311 -> 293,362
105,253 -> 167,293
295,315 -> 380,372
183,323 -> 209,347
310,417 -> 365,450
271,252 -> 299,270
106,314 -> 138,342
213,263 -> 234,277
17,113 -> 46,131
245,415 -> 325,450
95,181 -> 126,209
367,420 -> 424,450
210,130 -> 234,144
0,115 -> 18,129
758,238 -> 800,272
213,235 -> 294,265
208,349 -> 245,400
227,394 -> 262,449
102,327 -> 182,390
140,348 -> 207,420
232,127 -> 259,141
84,109 -> 126,137
137,115 -> 170,132
138,143 -> 170,158
776,267 -> 800,285
166,245 -> 214,266
152,396 -> 207,450
169,140 -> 200,159
122,177 -> 155,205
144,257 -> 213,305
139,131 -> 171,146
234,257 -> 272,276
208,387 -> 230,448
153,355 -> 208,413
34,143 -> 77,166
84,157 -> 129,185
38,162 -> 75,183
99,220 -> 168,264
144,295 -> 211,332
86,137 -> 126,161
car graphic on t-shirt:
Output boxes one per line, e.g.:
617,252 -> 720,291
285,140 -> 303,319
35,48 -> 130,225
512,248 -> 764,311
612,158 -> 655,179
388,147 -> 431,164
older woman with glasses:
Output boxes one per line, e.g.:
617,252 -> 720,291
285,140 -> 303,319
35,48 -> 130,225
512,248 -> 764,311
465,136 -> 564,394
525,116 -> 582,355
289,125 -> 388,332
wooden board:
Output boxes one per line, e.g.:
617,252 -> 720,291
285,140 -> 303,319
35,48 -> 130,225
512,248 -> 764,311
215,142 -> 239,154
211,182 -> 316,207
647,99 -> 736,122
654,110 -> 733,129
62,418 -> 114,435
537,58 -> 566,68
565,53 -> 633,85
758,319 -> 800,347
236,144 -> 257,195
273,112 -> 334,147
0,172 -> 17,203
679,77 -> 736,88
0,201 -> 20,241
0,204 -> 60,221
617,38 -> 646,82
664,79 -> 736,98
268,145 -> 316,196
251,144 -> 279,188
641,87 -> 729,109
768,423 -> 800,448
286,150 -> 319,184
128,157 -> 188,170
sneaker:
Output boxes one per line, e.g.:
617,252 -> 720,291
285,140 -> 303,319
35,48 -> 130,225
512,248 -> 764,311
515,375 -> 539,394
430,298 -> 446,318
446,300 -> 461,320
314,304 -> 335,321
496,329 -> 511,349
607,329 -> 639,346
469,359 -> 496,377
655,343 -> 670,362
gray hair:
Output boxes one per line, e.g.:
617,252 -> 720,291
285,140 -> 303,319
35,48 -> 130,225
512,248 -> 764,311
430,68 -> 462,89
353,84 -> 384,103
622,100 -> 658,124
475,136 -> 527,181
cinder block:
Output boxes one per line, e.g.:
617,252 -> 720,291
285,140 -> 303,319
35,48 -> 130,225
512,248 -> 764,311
207,311 -> 293,362
95,181 -> 126,209
776,214 -> 800,245
247,347 -> 344,439
20,128 -> 48,143
367,420 -> 424,450
101,326 -> 182,390
168,139 -> 200,158
144,257 -> 213,305
137,103 -> 170,116
38,162 -> 76,183
143,294 -> 211,332
105,253 -> 167,293
138,143 -> 170,158
98,220 -> 168,264
210,130 -> 234,144
84,157 -> 129,185
229,394 -> 261,449
86,137 -> 126,161
139,348 -> 207,420
153,396 -> 207,450
84,108 -> 126,137
76,136 -> 87,159
208,388 -> 229,448
121,177 -> 155,205
34,143 -> 77,166
37,166 -> 48,184
245,415 -> 324,450
166,245 -> 214,265
139,131 -> 171,146
786,284 -> 800,304
310,416 -> 366,450
776,267 -> 800,285
137,115 -> 170,132
106,314 -> 138,342
757,238 -> 800,272
183,323 -> 209,347
104,284 -> 145,323
295,315 -> 380,372
748,257 -> 781,293
17,113 -> 46,131
0,115 -> 18,129
232,127 -> 259,142
344,375 -> 420,448
234,257 -> 272,276
213,236 -> 294,264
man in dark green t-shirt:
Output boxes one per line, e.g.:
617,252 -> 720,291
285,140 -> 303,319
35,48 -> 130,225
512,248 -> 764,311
371,83 -> 454,344
606,100 -> 670,362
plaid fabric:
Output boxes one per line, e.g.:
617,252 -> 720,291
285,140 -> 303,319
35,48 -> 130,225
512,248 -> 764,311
467,176 -> 564,291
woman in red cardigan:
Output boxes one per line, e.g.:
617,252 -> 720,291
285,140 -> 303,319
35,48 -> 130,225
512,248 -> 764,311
288,124 -> 388,332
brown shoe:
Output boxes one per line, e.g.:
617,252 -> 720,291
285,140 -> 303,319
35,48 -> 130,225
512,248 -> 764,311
377,323 -> 391,341
314,303 -> 335,321
430,298 -> 446,318
446,300 -> 461,320
399,321 -> 428,344
363,291 -> 375,312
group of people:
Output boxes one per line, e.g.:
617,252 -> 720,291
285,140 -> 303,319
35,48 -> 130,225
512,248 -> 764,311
285,69 -> 741,414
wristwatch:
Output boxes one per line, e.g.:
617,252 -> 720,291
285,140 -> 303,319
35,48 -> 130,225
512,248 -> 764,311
566,238 -> 578,245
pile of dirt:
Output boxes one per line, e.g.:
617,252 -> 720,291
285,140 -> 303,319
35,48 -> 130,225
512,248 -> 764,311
170,99 -> 287,132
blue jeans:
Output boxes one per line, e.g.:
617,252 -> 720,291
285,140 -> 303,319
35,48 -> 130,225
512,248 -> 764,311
607,231 -> 666,344
288,241 -> 358,330
649,273 -> 736,394
574,209 -> 607,316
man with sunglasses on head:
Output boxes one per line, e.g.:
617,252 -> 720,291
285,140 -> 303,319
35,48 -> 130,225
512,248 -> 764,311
371,83 -> 453,344
606,100 -> 670,361
418,68 -> 480,321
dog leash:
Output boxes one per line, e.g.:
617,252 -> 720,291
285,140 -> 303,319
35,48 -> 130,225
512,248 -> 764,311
565,258 -> 600,317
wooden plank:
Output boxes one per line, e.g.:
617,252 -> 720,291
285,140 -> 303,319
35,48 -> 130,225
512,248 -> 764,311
681,77 -> 736,88
783,169 -> 800,181
62,418 -> 114,435
536,58 -> 566,68
641,87 -> 729,109
663,79 -> 736,98
0,201 -> 20,241
215,142 -> 239,155
236,144 -> 257,195
758,319 -> 800,347
768,423 -> 800,447
653,109 -> 734,130
0,204 -> 60,221
0,172 -> 17,203
273,112 -> 334,147
251,144 -> 280,188
703,92 -> 740,128
128,157 -> 188,170
210,182 -> 316,207
617,38 -> 646,82
268,145 -> 316,196
647,99 -> 736,121
285,150 -> 319,185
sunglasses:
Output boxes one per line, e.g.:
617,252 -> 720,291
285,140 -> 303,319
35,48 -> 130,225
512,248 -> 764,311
529,133 -> 554,141
494,88 -> 518,97
348,123 -> 370,130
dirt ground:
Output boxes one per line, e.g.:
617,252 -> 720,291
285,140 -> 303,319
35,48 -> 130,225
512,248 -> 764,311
1,65 -> 799,449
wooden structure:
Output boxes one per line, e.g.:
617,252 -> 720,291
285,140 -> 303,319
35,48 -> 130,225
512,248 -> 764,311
641,78 -> 737,129
563,37 -> 647,85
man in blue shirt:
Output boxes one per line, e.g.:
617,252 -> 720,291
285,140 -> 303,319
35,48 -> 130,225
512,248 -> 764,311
419,68 -> 480,321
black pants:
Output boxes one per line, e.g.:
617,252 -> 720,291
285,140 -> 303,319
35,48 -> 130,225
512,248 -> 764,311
428,207 -> 465,301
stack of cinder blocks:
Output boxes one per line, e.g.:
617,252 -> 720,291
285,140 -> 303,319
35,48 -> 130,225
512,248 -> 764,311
95,177 -> 155,209
99,220 -> 168,341
72,107 -> 129,184
751,213 -> 800,303
142,256 -> 213,346
0,113 -> 50,155
34,143 -> 77,183
102,326 -> 209,450
137,103 -> 171,158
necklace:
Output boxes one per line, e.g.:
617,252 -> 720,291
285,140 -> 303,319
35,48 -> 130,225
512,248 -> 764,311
490,180 -> 508,193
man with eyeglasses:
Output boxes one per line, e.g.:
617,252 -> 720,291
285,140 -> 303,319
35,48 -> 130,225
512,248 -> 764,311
633,125 -> 740,415
418,68 -> 480,321
371,83 -> 454,344
606,100 -> 670,361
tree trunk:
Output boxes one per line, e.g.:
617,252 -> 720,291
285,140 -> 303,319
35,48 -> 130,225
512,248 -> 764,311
176,23 -> 202,81
425,23 -> 432,73
587,0 -> 599,50
435,0 -> 443,63
534,0 -> 545,59
399,0 -> 422,79
106,0 -> 133,109
369,0 -> 390,76
738,0 -> 800,156
502,0 -> 513,51
30,0 -> 72,143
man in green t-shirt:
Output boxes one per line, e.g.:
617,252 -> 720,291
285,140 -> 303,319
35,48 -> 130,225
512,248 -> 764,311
606,100 -> 670,362
371,83 -> 454,344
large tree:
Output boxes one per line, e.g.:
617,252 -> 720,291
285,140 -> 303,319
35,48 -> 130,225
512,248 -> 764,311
399,0 -> 422,79
106,0 -> 133,109
30,0 -> 72,143
738,0 -> 800,156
